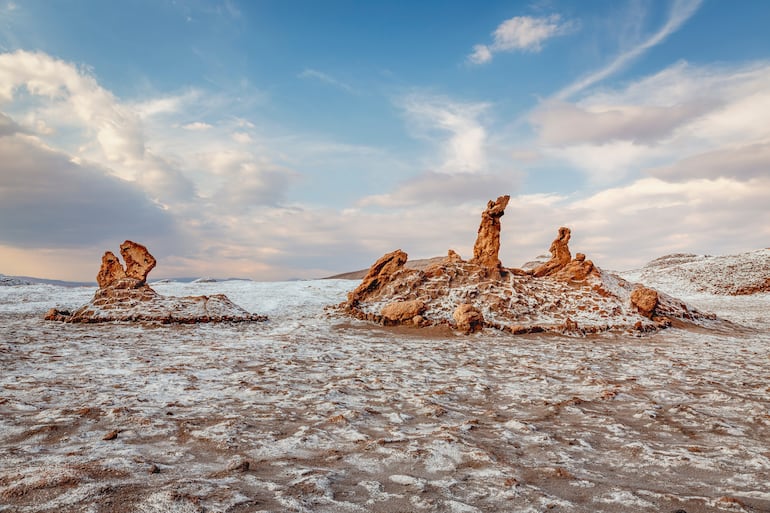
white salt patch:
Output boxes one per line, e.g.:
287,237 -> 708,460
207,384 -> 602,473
594,490 -> 655,508
389,474 -> 426,489
424,440 -> 465,472
136,491 -> 204,513
446,499 -> 482,513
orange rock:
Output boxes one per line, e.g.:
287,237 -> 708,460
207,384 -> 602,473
347,249 -> 408,304
470,195 -> 510,269
381,299 -> 426,324
533,227 -> 572,277
120,240 -> 156,283
453,304 -> 484,334
446,249 -> 463,262
96,251 -> 127,288
631,286 -> 658,318
554,258 -> 597,282
47,241 -> 266,324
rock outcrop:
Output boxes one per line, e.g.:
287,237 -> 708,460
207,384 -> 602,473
630,286 -> 659,318
347,250 -> 408,305
46,241 -> 266,324
381,299 -> 426,325
453,304 -> 484,334
470,195 -> 510,271
338,197 -> 718,336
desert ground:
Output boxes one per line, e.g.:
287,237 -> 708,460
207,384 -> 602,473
1,277 -> 769,513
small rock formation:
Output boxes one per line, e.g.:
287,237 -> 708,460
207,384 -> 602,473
630,286 -> 659,318
553,253 -> 598,282
453,304 -> 484,334
470,195 -> 510,270
338,196 -> 719,336
46,241 -> 266,324
347,249 -> 408,305
381,299 -> 426,325
532,227 -> 572,277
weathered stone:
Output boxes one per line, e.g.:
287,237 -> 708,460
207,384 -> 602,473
453,304 -> 484,334
120,240 -> 156,283
533,227 -> 572,277
470,195 -> 510,269
447,249 -> 463,262
96,251 -> 127,288
47,241 -> 266,324
631,286 -> 658,318
338,198 -> 716,335
554,258 -> 597,282
381,299 -> 426,324
347,249 -> 408,304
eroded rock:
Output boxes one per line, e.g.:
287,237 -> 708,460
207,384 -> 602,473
381,299 -> 426,324
120,240 -> 157,283
470,195 -> 510,270
96,251 -> 127,288
533,227 -> 572,277
631,286 -> 659,318
337,196 -> 718,336
453,304 -> 484,334
47,241 -> 266,324
347,249 -> 408,304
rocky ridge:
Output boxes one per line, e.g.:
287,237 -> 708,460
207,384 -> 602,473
45,241 -> 266,323
621,249 -> 770,296
339,196 -> 717,335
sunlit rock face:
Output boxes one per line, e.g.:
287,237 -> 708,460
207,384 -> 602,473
339,197 -> 718,336
45,241 -> 266,324
469,194 -> 510,272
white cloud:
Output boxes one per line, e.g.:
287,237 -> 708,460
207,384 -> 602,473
468,44 -> 492,65
298,68 -> 356,94
468,14 -> 575,64
356,171 -> 518,208
530,99 -> 714,146
650,143 -> 770,182
398,93 -> 490,174
555,0 -> 702,99
0,132 -> 175,248
231,131 -> 252,144
0,50 -> 145,172
529,60 -> 770,185
181,121 -> 213,131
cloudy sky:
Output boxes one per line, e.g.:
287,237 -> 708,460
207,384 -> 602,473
1,0 -> 769,281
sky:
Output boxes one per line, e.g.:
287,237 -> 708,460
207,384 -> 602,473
1,0 -> 769,281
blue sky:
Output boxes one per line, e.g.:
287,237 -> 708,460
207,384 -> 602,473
1,0 -> 769,280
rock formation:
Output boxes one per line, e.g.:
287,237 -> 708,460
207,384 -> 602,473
470,195 -> 510,271
381,299 -> 426,325
338,196 -> 718,336
453,304 -> 484,334
630,286 -> 659,319
46,241 -> 266,324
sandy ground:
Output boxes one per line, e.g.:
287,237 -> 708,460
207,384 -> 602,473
1,280 -> 769,512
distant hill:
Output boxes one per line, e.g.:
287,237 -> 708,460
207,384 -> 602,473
0,274 -> 95,287
620,249 -> 770,296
